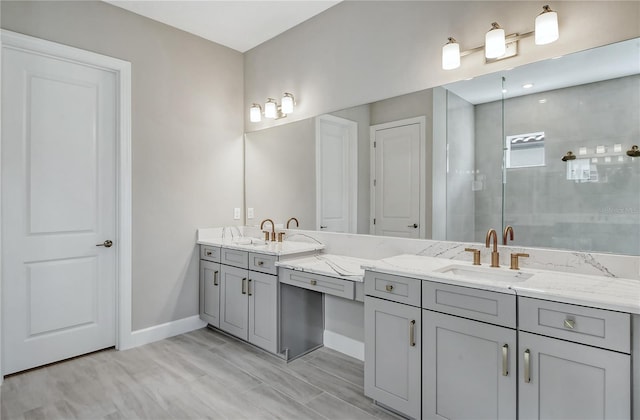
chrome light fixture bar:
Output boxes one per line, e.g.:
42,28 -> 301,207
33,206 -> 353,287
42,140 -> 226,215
248,92 -> 296,122
442,4 -> 560,70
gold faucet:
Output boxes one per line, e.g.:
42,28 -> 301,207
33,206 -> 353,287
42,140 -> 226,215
260,219 -> 276,242
485,228 -> 500,267
503,225 -> 514,245
286,217 -> 299,229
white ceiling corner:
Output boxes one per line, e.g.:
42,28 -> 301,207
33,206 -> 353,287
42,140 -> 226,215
103,0 -> 341,53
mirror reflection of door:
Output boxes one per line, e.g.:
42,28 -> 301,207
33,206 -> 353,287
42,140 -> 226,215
315,115 -> 358,233
370,117 -> 425,238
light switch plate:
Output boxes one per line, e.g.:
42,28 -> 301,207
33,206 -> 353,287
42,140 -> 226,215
247,208 -> 254,219
233,208 -> 241,220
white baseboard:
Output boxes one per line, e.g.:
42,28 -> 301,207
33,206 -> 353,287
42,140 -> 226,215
123,315 -> 206,350
323,330 -> 364,361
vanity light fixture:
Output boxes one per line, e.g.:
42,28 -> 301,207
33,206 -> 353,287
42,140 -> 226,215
248,93 -> 296,122
485,22 -> 506,59
442,4 -> 560,70
535,5 -> 559,45
249,103 -> 262,123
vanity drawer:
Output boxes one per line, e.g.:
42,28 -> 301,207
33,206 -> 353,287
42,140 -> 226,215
422,280 -> 516,328
364,271 -> 421,307
221,248 -> 249,269
280,268 -> 355,300
249,252 -> 278,275
519,297 -> 630,353
200,245 -> 221,263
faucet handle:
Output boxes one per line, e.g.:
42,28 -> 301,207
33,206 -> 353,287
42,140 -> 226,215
277,232 -> 285,243
464,248 -> 481,265
510,253 -> 529,270
262,231 -> 270,241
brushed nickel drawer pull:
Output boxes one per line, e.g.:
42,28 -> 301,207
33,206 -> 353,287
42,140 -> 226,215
242,278 -> 247,295
502,344 -> 509,376
409,320 -> 416,347
257,261 -> 264,266
213,271 -> 219,286
524,349 -> 531,383
310,280 -> 317,286
248,279 -> 252,296
385,284 -> 394,292
206,251 -> 212,256
564,318 -> 575,329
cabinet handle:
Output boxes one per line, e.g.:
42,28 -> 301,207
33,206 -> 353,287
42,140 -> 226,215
257,261 -> 264,266
213,270 -> 219,286
502,344 -> 509,376
409,320 -> 416,347
206,251 -> 212,256
524,349 -> 531,383
385,284 -> 394,292
248,279 -> 252,296
242,277 -> 247,295
310,280 -> 317,286
563,318 -> 575,329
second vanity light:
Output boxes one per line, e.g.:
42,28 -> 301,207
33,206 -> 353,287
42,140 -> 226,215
249,92 -> 295,123
442,4 -> 559,70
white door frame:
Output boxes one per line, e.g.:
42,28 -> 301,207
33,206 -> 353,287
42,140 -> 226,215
369,116 -> 426,238
0,30 -> 132,381
315,114 -> 358,233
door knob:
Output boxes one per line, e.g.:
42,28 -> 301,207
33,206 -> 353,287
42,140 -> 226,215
408,223 -> 418,228
320,226 -> 327,229
96,240 -> 113,248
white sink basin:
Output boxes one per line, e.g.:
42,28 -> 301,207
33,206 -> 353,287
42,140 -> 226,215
435,265 -> 533,282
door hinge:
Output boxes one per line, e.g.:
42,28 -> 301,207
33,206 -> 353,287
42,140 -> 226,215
373,179 -> 377,187
373,141 -> 376,148
373,218 -> 376,225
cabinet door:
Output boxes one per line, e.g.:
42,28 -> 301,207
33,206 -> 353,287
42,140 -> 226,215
519,331 -> 630,420
248,271 -> 278,353
364,296 -> 421,419
219,265 -> 248,340
423,310 -> 516,420
199,260 -> 221,327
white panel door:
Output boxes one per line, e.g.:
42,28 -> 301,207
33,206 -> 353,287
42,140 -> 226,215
316,114 -> 357,233
372,122 -> 421,238
2,45 -> 117,374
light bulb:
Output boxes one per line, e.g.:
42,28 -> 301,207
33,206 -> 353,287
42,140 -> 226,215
281,93 -> 294,114
442,38 -> 460,70
264,99 -> 277,119
249,103 -> 262,123
485,22 -> 506,59
535,5 -> 559,45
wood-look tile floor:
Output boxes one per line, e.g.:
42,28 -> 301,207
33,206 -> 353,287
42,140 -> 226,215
1,327 -> 398,420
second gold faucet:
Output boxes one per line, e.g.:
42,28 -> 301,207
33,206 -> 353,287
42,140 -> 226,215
485,228 -> 500,267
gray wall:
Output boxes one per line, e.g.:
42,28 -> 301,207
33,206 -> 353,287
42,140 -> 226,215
475,75 -> 640,254
244,1 -> 640,131
1,1 -> 245,330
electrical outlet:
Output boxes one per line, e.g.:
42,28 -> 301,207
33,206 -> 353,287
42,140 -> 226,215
247,208 -> 255,219
233,208 -> 241,220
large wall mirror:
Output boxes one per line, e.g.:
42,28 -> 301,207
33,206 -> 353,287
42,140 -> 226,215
245,37 -> 640,256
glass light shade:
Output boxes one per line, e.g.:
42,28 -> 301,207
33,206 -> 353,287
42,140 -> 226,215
249,104 -> 262,123
264,99 -> 277,119
281,93 -> 294,114
535,7 -> 559,45
442,39 -> 460,70
485,25 -> 506,59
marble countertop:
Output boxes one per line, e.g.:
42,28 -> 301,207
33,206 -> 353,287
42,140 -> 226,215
363,254 -> 640,314
276,254 -> 376,282
197,237 -> 325,256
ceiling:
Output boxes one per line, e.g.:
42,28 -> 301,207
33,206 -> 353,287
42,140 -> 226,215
104,0 -> 341,53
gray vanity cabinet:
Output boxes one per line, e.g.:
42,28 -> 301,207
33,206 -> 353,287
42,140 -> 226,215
199,260 -> 221,328
422,310 -> 517,419
422,280 -> 517,419
518,297 -> 631,419
219,264 -> 250,340
364,271 -> 422,419
217,251 -> 278,353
